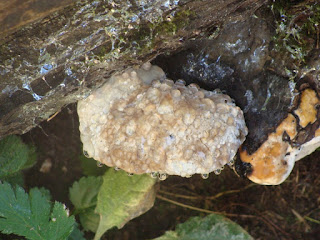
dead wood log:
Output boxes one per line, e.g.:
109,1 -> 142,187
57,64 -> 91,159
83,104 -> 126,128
0,0 -> 266,138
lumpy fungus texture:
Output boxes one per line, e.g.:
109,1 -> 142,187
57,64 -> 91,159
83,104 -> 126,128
77,63 -> 248,177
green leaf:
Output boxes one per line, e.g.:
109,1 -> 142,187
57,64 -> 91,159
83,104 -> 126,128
78,208 -> 100,232
94,169 -> 157,240
1,172 -> 24,186
69,176 -> 102,232
37,187 -> 52,201
0,182 -> 75,240
154,214 -> 254,240
0,135 -> 37,180
23,144 -> 37,169
80,154 -> 107,176
0,135 -> 30,178
68,223 -> 86,240
154,231 -> 178,240
70,176 -> 102,211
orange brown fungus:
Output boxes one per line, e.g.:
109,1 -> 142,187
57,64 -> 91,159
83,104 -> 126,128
240,114 -> 297,185
315,128 -> 320,137
240,88 -> 320,185
294,88 -> 319,128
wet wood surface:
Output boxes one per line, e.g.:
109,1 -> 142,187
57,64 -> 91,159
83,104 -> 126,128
0,0 -> 266,138
0,0 -> 76,39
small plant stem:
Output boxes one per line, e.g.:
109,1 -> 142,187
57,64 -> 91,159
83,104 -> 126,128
159,183 -> 255,201
156,194 -> 255,218
305,216 -> 320,225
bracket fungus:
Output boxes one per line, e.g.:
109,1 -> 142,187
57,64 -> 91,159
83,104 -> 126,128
240,88 -> 320,185
77,63 -> 248,178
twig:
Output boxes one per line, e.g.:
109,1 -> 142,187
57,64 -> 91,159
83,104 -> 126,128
156,194 -> 256,218
207,184 -> 255,200
316,23 -> 319,49
161,185 -> 199,196
231,203 -> 292,238
304,207 -> 320,218
157,190 -> 199,200
304,216 -> 320,225
47,109 -> 61,122
292,208 -> 311,231
159,184 -> 255,201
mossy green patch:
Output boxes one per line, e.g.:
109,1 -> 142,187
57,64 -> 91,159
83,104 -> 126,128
271,1 -> 320,66
153,10 -> 194,37
92,8 -> 195,62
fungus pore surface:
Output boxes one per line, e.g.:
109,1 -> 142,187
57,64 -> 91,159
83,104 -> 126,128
77,63 -> 248,177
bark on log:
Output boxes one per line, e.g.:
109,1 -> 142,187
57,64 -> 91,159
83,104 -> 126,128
0,0 -> 266,138
0,0 -> 76,39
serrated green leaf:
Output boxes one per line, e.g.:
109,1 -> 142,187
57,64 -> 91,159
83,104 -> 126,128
1,172 -> 24,186
154,214 -> 254,240
48,203 -> 75,240
37,187 -> 52,201
0,182 -> 75,240
0,135 -> 37,186
80,155 -> 107,176
69,176 -> 102,232
0,135 -> 30,178
29,188 -> 51,229
94,169 -> 157,240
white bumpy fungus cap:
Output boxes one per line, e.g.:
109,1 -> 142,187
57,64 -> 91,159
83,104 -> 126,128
78,63 -> 248,177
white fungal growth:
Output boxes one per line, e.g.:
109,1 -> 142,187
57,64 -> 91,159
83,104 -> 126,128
77,63 -> 248,177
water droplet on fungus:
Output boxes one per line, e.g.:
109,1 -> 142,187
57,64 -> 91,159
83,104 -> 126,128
158,173 -> 167,181
96,162 -> 103,167
176,79 -> 186,85
127,173 -> 134,176
201,173 -> 209,179
114,167 -> 121,171
228,158 -> 235,166
214,169 -> 222,175
150,172 -> 158,178
83,150 -> 90,158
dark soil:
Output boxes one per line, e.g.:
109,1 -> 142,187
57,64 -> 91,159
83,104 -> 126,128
16,104 -> 320,240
